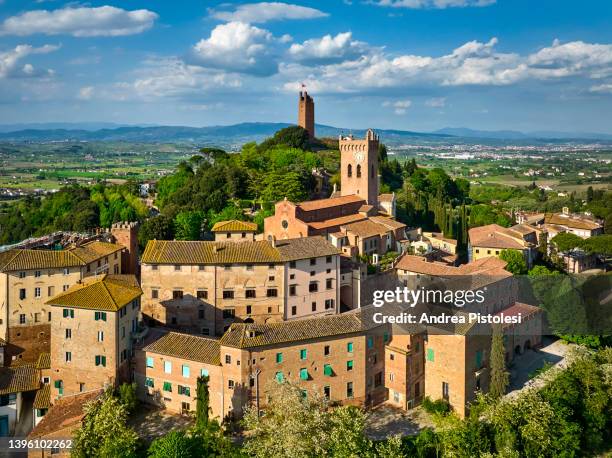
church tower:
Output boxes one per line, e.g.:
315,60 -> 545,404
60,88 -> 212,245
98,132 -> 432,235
339,129 -> 379,206
298,90 -> 315,139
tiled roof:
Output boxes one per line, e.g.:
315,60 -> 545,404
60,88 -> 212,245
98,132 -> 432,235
221,309 -> 380,349
495,302 -> 542,328
142,240 -> 282,265
509,224 -> 537,236
0,365 -> 40,395
544,213 -> 601,231
308,213 -> 366,230
274,236 -> 340,261
36,352 -> 51,370
33,384 -> 51,409
342,219 -> 391,238
396,255 -> 457,276
144,331 -> 221,365
0,241 -> 123,272
46,274 -> 142,311
369,216 -> 407,231
211,220 -> 258,232
28,389 -> 103,439
469,224 -> 529,250
298,194 -> 365,212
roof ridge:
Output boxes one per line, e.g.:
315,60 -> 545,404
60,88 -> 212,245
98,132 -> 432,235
0,250 -> 22,270
99,275 -> 118,309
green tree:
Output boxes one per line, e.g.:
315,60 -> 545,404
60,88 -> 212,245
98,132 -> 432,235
550,232 -> 583,253
138,215 -> 174,249
499,249 -> 528,275
117,382 -> 138,415
174,211 -> 204,240
327,406 -> 373,457
489,325 -> 509,399
148,430 -> 202,458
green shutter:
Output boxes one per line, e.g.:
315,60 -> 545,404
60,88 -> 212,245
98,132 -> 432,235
163,382 -> 172,392
347,342 -> 353,353
367,337 -> 373,348
324,364 -> 333,376
70,309 -> 74,318
102,312 -> 107,322
299,368 -> 309,380
427,348 -> 435,362
347,360 -> 353,371
276,352 -> 283,363
384,332 -> 389,342
300,349 -> 307,360
95,355 -> 100,366
476,350 -> 482,369
101,356 -> 106,367
275,372 -> 284,383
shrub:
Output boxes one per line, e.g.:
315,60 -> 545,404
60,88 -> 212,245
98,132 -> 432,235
422,396 -> 451,415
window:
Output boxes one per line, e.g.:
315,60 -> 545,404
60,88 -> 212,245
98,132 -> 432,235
65,352 -> 72,362
347,342 -> 353,353
324,386 -> 331,398
325,299 -> 335,310
347,164 -> 352,177
224,264 -> 232,271
63,309 -> 74,318
19,314 -> 26,324
48,286 -> 54,297
276,352 -> 283,363
309,282 -> 318,292
145,377 -> 154,388
268,264 -> 275,270
324,364 -> 333,376
178,385 -> 191,396
94,311 -> 107,322
246,289 -> 256,298
289,285 -> 296,296
198,265 -> 205,271
164,361 -> 172,374
326,279 -> 333,290
475,249 -> 480,254
223,308 -> 235,319
201,369 -> 209,377
225,355 -> 231,364
299,368 -> 309,380
223,290 -> 234,299
275,372 -> 284,383
300,349 -> 307,360
174,265 -> 181,271
146,357 -> 154,368
374,372 -> 383,387
19,289 -> 26,300
180,365 -> 190,378
347,360 -> 354,371
173,290 -> 183,300
367,337 -> 373,349
347,382 -> 354,398
19,271 -> 26,279
63,285 -> 69,291
356,164 -> 362,177
228,380 -> 235,389
326,256 -> 332,264
389,373 -> 395,381
34,313 -> 40,322
291,306 -> 297,316
63,268 -> 70,275
311,302 -> 317,312
246,305 -> 252,315
150,264 -> 158,271
152,289 -> 159,299
289,261 -> 296,268
198,309 -> 205,319
266,288 -> 278,297
310,258 -> 316,266
427,348 -> 435,362
442,382 -> 449,400
269,275 -> 275,281
48,311 -> 52,321
197,289 -> 208,300
95,355 -> 107,367
310,271 -> 315,277
54,380 -> 63,396
65,329 -> 72,339
34,287 -> 41,298
163,381 -> 172,392
324,345 -> 330,356
389,353 -> 394,361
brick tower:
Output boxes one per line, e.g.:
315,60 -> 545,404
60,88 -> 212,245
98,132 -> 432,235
298,90 -> 315,139
339,129 -> 379,206
111,222 -> 139,276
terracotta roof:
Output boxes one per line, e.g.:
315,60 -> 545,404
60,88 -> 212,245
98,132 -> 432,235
0,241 -> 123,272
298,194 -> 365,212
33,384 -> 51,409
342,219 -> 391,238
494,302 -> 542,328
211,220 -> 258,232
369,216 -> 407,231
142,240 -> 282,265
544,213 -> 601,231
396,255 -> 457,276
36,352 -> 51,370
28,389 -> 103,439
274,236 -> 340,261
307,213 -> 366,230
0,365 -> 40,395
46,274 -> 142,312
509,224 -> 537,236
144,331 -> 221,365
469,224 -> 529,250
378,193 -> 394,202
220,309 -> 380,349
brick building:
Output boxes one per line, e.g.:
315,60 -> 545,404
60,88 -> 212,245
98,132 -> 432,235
211,220 -> 258,242
140,237 -> 341,336
46,274 -> 142,399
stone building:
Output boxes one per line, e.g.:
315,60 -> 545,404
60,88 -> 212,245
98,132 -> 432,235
0,240 -> 125,364
339,130 -> 380,207
468,224 -> 537,267
46,274 -> 142,399
211,220 -> 258,242
140,237 -> 341,336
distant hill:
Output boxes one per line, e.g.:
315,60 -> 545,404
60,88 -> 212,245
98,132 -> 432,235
0,122 -> 611,145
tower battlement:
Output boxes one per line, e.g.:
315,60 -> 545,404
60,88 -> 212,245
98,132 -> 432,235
298,90 -> 315,139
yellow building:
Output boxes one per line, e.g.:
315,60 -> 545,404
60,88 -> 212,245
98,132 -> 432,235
468,224 -> 536,267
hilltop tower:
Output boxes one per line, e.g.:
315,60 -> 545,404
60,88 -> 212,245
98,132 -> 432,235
111,221 -> 139,276
298,90 -> 315,139
339,129 -> 379,206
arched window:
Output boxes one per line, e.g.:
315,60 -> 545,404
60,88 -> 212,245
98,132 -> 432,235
347,164 -> 352,177
371,165 -> 375,178
356,164 -> 362,178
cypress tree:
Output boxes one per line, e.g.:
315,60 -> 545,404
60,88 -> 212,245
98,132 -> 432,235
489,325 -> 509,399
195,375 -> 210,430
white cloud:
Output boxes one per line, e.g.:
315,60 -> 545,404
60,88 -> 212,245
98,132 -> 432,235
376,0 -> 496,8
0,6 -> 158,37
527,40 -> 612,80
289,32 -> 372,64
192,22 -> 280,76
425,97 -> 446,107
0,44 -> 59,78
211,2 -> 328,23
78,86 -> 94,100
590,83 -> 612,94
383,99 -> 412,114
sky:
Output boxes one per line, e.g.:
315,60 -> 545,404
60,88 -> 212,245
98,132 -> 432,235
0,0 -> 611,133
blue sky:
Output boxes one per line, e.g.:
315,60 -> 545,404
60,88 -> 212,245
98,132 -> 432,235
1,0 -> 611,133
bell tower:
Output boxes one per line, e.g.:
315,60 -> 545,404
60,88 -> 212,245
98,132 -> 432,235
339,129 -> 379,206
298,89 -> 315,139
